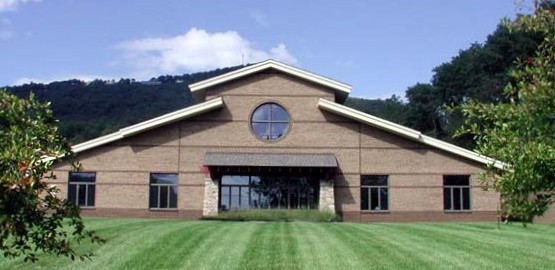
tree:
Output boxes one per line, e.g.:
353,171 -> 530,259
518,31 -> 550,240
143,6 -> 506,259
459,3 -> 555,222
402,19 -> 544,148
404,83 -> 443,137
0,90 -> 102,261
344,95 -> 407,124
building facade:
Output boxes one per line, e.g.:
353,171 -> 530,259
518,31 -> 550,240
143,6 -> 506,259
51,60 -> 510,222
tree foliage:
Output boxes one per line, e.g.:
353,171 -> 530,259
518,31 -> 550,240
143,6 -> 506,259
344,95 -> 407,124
0,90 -> 102,261
401,19 -> 543,147
459,4 -> 555,222
5,65 -> 246,144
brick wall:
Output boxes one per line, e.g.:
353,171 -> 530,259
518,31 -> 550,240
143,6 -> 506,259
50,71 -> 504,222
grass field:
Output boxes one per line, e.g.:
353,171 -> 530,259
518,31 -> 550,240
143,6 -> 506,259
1,218 -> 554,269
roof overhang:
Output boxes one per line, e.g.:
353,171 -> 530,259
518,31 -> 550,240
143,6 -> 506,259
189,59 -> 352,103
204,152 -> 338,168
71,97 -> 224,154
318,98 -> 506,169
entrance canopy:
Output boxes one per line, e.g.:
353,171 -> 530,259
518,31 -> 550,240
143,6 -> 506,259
204,152 -> 337,178
204,152 -> 338,168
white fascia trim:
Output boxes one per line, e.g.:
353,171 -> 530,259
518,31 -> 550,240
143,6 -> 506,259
318,98 -> 505,169
318,98 -> 421,140
189,59 -> 352,94
71,97 -> 224,153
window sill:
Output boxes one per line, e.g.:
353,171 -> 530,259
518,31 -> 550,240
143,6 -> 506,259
79,207 -> 96,210
149,208 -> 178,212
361,210 -> 390,214
444,210 -> 472,213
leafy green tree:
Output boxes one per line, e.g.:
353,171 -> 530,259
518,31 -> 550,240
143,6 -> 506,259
0,90 -> 102,261
404,20 -> 544,148
459,4 -> 555,222
404,83 -> 443,137
345,95 -> 407,124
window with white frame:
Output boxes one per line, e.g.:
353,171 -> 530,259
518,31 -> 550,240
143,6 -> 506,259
149,173 -> 178,209
68,172 -> 96,207
360,175 -> 389,211
443,175 -> 470,211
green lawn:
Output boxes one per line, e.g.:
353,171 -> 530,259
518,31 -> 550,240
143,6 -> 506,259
1,218 -> 554,269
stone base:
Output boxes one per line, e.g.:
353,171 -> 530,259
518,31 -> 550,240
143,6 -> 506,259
203,179 -> 219,216
319,179 -> 335,212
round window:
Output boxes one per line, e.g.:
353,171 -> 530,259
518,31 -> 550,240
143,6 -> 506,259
251,103 -> 290,141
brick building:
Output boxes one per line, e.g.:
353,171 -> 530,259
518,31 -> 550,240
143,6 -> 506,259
51,60 -> 515,222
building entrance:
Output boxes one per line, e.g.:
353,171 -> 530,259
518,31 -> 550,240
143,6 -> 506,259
219,175 -> 319,211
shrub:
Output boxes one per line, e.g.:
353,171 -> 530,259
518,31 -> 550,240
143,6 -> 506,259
201,209 -> 338,222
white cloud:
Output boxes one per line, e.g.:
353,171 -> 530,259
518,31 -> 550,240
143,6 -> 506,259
12,74 -> 115,86
249,9 -> 269,26
0,0 -> 41,12
116,28 -> 297,78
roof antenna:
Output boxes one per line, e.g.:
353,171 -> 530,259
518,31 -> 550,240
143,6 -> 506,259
241,53 -> 245,66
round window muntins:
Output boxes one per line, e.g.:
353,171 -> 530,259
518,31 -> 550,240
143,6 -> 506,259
251,103 -> 290,141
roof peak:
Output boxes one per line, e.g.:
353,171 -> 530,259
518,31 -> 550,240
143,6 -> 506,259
189,59 -> 352,103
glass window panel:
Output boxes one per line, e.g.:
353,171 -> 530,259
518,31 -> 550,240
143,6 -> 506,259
443,188 -> 451,210
68,185 -> 77,204
170,185 -> 178,208
453,188 -> 462,210
69,172 -> 95,183
251,103 -> 290,141
272,105 -> 289,121
220,186 -> 230,211
220,175 -> 319,210
270,123 -> 289,139
87,185 -> 95,207
361,187 -> 369,210
149,186 -> 158,208
230,186 -> 240,209
150,173 -> 178,184
361,175 -> 388,186
252,122 -> 270,139
222,175 -> 249,185
462,188 -> 470,210
240,187 -> 250,208
251,104 -> 271,121
77,185 -> 87,206
159,186 -> 169,208
380,188 -> 389,210
370,188 -> 379,210
443,175 -> 470,186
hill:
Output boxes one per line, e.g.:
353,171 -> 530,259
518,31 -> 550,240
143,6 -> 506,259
5,67 -> 404,144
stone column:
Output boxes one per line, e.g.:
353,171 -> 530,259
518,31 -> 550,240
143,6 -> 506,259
319,179 -> 335,212
203,178 -> 219,216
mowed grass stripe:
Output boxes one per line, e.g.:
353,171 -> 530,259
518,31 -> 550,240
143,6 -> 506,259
75,220 -> 206,270
377,222 -> 552,270
360,223 -> 491,269
328,223 -> 431,269
178,222 -> 256,270
1,219 -> 555,270
416,223 -> 555,268
118,221 -> 216,269
238,222 -> 302,270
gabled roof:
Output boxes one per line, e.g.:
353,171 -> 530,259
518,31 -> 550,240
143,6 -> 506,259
189,59 -> 352,103
71,97 -> 224,153
318,98 -> 505,169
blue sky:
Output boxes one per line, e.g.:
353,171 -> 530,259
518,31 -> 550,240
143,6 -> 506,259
0,0 -> 534,99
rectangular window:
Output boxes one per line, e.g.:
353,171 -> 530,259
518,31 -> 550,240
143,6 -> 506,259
68,172 -> 96,207
219,175 -> 319,211
361,175 -> 389,211
149,173 -> 178,209
443,175 -> 470,211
